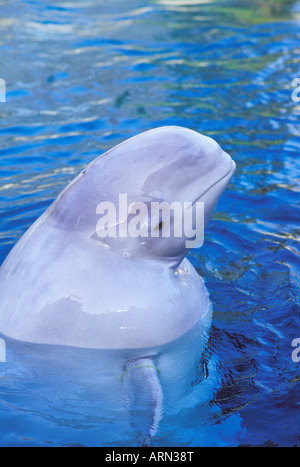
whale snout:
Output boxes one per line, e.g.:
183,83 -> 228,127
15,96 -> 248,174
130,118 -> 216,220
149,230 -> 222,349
219,151 -> 236,185
221,150 -> 236,173
188,141 -> 236,206
196,149 -> 235,230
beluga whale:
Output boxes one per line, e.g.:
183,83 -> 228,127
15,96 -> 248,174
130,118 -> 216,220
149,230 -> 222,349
0,126 -> 236,444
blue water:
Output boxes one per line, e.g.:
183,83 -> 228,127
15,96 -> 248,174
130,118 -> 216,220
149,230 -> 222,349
0,0 -> 300,447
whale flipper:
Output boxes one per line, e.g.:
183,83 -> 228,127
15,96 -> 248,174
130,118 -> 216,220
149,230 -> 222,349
121,358 -> 163,445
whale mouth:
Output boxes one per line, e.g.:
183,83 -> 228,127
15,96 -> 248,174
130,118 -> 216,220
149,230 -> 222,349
193,157 -> 236,205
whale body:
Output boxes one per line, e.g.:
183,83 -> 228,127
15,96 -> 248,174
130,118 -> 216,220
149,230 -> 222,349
0,126 -> 235,349
0,126 -> 236,443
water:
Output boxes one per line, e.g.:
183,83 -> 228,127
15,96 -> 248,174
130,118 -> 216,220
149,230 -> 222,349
0,0 -> 300,447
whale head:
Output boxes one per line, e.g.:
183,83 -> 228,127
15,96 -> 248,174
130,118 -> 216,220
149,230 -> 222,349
47,126 -> 235,268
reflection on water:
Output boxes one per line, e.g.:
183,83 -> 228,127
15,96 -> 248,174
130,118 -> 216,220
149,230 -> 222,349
0,0 -> 300,447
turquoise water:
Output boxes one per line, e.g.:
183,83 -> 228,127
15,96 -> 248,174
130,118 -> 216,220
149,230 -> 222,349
0,0 -> 300,447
